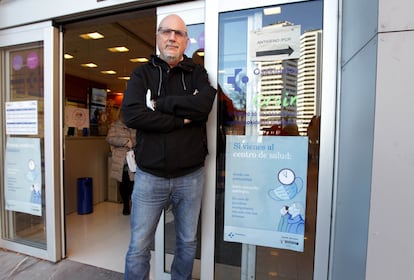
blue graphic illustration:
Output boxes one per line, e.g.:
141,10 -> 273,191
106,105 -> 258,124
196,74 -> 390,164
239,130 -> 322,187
268,168 -> 303,201
27,159 -> 41,205
277,203 -> 305,234
26,159 -> 39,181
286,203 -> 305,234
227,68 -> 249,92
227,68 -> 249,109
30,184 -> 41,204
277,205 -> 290,232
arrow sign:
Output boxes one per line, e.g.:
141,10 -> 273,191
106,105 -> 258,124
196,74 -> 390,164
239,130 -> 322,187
250,25 -> 300,61
256,46 -> 294,57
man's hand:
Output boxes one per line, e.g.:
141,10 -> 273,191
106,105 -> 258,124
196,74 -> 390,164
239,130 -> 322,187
184,118 -> 192,125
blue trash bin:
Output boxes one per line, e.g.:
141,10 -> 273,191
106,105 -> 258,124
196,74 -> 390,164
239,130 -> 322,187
77,177 -> 93,214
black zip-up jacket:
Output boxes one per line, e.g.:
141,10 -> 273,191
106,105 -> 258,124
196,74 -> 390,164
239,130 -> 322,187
121,55 -> 217,178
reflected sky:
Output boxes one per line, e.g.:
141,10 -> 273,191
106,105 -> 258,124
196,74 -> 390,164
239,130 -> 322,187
262,0 -> 323,33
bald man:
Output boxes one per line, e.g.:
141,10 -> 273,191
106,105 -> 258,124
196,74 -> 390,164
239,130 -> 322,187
122,14 -> 216,280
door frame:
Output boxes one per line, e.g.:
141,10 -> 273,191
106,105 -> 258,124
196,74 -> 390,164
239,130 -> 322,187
0,21 -> 63,262
154,2 -> 215,279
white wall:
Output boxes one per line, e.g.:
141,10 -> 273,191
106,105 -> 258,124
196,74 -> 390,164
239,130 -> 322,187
366,1 -> 414,279
0,0 -> 136,28
378,0 -> 414,33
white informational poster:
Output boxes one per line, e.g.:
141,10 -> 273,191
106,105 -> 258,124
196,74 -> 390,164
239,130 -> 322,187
65,107 -> 89,128
224,135 -> 308,252
5,100 -> 38,135
5,137 -> 42,216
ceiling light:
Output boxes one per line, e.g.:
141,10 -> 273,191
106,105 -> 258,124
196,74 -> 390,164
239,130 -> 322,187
81,63 -> 98,68
129,57 -> 149,63
79,32 -> 104,40
118,76 -> 130,80
268,272 -> 278,277
108,46 -> 129,53
101,70 -> 117,75
64,53 -> 74,59
270,250 -> 279,256
264,6 -> 281,15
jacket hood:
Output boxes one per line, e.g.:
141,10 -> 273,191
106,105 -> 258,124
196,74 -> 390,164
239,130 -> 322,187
149,54 -> 196,97
150,54 -> 196,72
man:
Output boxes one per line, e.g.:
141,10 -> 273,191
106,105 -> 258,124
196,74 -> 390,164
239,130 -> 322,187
121,14 -> 216,280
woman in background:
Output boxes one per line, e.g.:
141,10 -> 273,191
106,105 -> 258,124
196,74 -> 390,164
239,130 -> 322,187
106,112 -> 136,215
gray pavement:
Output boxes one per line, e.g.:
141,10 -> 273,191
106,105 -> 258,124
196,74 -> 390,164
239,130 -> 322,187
0,248 -> 123,280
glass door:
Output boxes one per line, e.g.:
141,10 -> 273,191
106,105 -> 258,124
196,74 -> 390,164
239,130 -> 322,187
214,0 -> 336,279
0,21 -> 63,262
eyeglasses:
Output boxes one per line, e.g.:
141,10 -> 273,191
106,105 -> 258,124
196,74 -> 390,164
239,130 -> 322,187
157,27 -> 188,39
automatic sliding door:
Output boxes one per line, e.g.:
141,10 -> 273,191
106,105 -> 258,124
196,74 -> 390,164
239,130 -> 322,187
216,1 -> 323,279
0,22 -> 62,262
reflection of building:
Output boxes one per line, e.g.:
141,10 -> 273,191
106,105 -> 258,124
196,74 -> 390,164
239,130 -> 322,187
297,29 -> 323,135
257,59 -> 298,132
255,28 -> 323,136
252,21 -> 299,133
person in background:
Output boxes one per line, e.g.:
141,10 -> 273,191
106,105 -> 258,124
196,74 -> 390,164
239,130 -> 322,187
106,111 -> 136,215
121,14 -> 216,280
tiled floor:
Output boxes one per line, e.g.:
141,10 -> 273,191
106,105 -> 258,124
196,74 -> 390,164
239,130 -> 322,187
66,202 -> 130,273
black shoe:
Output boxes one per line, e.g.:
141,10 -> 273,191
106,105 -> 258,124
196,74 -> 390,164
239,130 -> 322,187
123,208 -> 130,215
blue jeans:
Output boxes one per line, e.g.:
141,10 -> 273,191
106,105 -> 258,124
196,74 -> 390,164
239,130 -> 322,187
124,167 -> 205,280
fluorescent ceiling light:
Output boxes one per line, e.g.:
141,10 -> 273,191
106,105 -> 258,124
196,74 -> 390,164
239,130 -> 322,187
108,46 -> 129,53
118,76 -> 130,80
101,70 -> 117,75
264,6 -> 281,15
79,32 -> 104,40
64,54 -> 74,59
81,63 -> 98,68
129,57 -> 149,63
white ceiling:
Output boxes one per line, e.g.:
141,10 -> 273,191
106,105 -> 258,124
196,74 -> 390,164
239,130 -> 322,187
63,8 -> 157,95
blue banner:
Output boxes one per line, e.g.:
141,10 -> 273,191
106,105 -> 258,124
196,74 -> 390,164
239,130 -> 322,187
5,137 -> 42,216
224,135 -> 308,252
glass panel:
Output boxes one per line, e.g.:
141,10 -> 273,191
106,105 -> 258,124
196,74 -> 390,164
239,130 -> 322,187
216,1 -> 323,279
163,23 -> 205,278
3,43 -> 46,249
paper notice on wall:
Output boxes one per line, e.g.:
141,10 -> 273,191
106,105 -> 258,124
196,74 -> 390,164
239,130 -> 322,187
65,107 -> 89,128
6,100 -> 38,135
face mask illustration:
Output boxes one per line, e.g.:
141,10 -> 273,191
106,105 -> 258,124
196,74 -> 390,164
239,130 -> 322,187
268,168 -> 303,201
